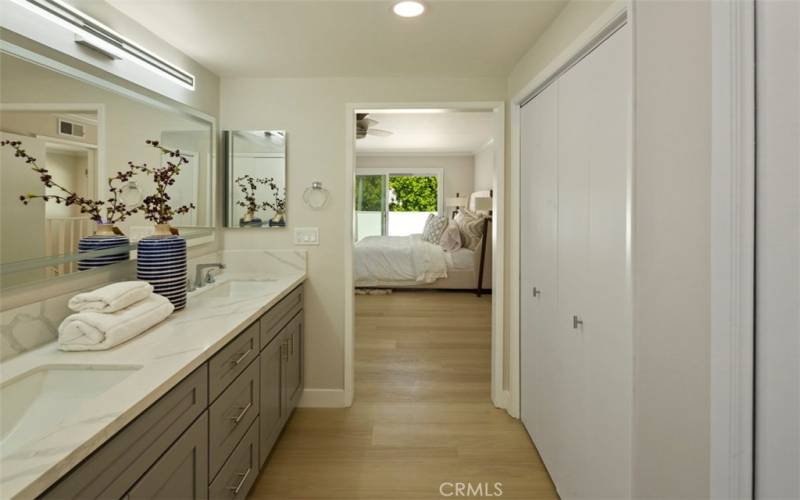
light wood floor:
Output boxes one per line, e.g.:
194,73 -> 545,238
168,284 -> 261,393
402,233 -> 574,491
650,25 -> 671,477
250,291 -> 558,499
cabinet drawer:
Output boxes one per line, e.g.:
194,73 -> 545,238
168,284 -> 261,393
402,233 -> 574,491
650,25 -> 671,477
208,418 -> 259,500
209,320 -> 259,402
260,284 -> 303,349
43,365 -> 208,500
209,359 -> 259,480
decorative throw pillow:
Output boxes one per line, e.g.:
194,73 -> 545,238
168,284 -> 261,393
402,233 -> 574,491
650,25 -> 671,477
421,213 -> 449,244
438,221 -> 462,252
455,209 -> 485,250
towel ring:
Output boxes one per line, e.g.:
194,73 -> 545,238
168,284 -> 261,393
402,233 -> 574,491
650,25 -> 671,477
303,181 -> 329,209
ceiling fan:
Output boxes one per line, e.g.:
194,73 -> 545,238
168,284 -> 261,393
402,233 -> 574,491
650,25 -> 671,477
356,113 -> 393,139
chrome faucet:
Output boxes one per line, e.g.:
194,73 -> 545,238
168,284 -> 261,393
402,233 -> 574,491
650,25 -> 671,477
195,263 -> 225,288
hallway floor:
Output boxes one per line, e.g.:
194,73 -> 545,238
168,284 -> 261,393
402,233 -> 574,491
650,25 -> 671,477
250,291 -> 557,499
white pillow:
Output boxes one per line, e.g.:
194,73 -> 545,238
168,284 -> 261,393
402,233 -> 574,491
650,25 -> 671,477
454,209 -> 485,251
438,221 -> 462,252
421,213 -> 449,244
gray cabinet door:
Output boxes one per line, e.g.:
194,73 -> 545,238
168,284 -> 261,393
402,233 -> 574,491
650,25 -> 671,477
284,314 -> 304,413
127,412 -> 209,500
259,334 -> 284,467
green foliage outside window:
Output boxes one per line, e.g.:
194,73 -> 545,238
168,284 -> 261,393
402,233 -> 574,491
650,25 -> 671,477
355,175 -> 384,211
355,174 -> 438,212
388,176 -> 438,212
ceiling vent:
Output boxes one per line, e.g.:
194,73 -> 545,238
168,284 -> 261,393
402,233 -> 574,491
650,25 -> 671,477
58,118 -> 85,139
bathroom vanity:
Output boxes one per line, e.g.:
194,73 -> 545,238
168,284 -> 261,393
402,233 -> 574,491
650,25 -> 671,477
0,271 -> 305,500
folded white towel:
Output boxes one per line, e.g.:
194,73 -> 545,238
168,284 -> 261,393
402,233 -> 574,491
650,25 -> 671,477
68,281 -> 154,313
59,294 -> 174,351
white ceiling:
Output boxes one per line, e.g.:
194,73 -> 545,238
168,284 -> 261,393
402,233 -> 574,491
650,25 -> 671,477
355,110 -> 493,154
108,0 -> 566,78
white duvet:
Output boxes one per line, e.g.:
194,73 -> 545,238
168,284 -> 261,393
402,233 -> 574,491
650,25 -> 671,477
354,234 -> 448,285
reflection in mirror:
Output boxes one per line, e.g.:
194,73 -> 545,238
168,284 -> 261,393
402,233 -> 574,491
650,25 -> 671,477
225,130 -> 287,228
0,51 -> 215,286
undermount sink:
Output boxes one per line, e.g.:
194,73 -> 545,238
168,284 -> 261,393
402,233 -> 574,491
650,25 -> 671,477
0,364 -> 141,454
193,279 -> 275,300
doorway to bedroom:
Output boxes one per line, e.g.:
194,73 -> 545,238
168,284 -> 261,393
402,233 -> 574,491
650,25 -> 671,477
342,103 -> 531,493
345,103 -> 508,406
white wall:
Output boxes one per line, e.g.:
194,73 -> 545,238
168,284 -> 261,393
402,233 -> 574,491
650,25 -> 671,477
221,76 -> 505,393
631,1 -> 711,497
755,1 -> 800,496
473,145 -> 494,192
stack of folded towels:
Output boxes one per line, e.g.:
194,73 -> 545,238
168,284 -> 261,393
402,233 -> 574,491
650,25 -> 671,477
58,281 -> 174,351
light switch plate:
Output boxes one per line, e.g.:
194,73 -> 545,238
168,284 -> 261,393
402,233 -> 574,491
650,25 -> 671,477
294,227 -> 319,245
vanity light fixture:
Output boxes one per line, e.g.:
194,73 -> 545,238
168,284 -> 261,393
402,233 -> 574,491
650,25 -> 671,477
393,1 -> 426,18
10,0 -> 196,90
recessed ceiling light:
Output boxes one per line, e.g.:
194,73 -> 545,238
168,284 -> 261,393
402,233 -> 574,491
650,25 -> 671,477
393,1 -> 425,18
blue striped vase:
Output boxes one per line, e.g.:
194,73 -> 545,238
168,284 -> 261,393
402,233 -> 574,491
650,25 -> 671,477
78,224 -> 130,271
136,225 -> 187,311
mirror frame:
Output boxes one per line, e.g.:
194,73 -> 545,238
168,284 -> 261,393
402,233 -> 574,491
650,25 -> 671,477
223,130 -> 288,229
0,41 -> 217,286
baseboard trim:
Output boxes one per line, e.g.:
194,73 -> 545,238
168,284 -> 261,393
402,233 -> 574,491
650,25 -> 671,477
298,388 -> 347,408
493,389 -> 512,413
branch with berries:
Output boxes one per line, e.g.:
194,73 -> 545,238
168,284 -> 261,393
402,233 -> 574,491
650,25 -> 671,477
1,139 -> 139,224
128,140 -> 196,225
234,174 -> 286,215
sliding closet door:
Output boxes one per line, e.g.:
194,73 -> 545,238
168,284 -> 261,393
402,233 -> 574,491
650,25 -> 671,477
520,84 -> 560,476
519,22 -> 632,499
555,39 -> 593,498
580,23 -> 632,498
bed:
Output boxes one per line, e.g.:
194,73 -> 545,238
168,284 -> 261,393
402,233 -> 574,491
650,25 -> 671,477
354,192 -> 492,291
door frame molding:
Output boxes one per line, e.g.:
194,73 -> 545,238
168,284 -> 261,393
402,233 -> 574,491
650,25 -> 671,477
710,0 -> 755,497
508,1 -> 630,419
344,102 -> 506,409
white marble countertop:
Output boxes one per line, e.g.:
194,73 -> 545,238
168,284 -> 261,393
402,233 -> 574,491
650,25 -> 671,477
0,271 -> 305,500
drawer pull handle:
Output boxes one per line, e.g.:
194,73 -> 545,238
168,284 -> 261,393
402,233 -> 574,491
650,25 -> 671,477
232,348 -> 252,366
228,467 -> 252,494
230,402 -> 252,424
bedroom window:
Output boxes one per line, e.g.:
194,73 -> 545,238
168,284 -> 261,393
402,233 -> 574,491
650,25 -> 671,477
355,168 -> 443,240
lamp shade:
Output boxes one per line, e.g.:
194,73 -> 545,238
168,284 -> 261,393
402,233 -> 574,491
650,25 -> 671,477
446,196 -> 468,208
473,197 -> 493,213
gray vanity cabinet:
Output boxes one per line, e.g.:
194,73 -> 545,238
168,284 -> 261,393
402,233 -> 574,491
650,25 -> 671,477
283,314 -> 304,413
42,283 -> 304,500
127,412 -> 209,500
258,286 -> 304,466
42,366 -> 208,500
259,332 -> 284,468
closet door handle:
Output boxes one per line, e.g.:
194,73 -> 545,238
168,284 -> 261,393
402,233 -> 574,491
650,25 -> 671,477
573,315 -> 584,329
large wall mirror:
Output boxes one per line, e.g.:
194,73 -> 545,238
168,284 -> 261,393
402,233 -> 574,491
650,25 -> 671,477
224,130 -> 287,228
0,50 -> 215,287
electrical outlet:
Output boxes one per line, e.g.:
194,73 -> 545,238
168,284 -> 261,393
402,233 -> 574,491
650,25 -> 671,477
294,227 -> 319,245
